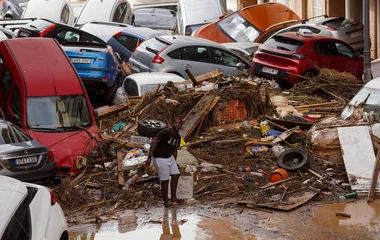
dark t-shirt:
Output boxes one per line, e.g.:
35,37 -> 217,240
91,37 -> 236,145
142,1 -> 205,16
153,128 -> 181,158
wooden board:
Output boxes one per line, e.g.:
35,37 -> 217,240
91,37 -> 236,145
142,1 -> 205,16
96,103 -> 129,119
338,126 -> 380,193
266,116 -> 313,131
179,95 -> 219,140
175,70 -> 223,87
117,151 -> 124,185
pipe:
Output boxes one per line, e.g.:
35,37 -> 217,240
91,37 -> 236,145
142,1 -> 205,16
363,0 -> 371,82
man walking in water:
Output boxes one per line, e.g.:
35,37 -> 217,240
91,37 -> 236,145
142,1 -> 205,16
146,118 -> 183,207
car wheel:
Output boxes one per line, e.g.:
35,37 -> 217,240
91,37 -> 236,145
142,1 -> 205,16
277,148 -> 309,171
303,70 -> 318,79
138,119 -> 166,137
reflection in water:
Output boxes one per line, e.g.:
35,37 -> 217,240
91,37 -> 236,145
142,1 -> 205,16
161,208 -> 182,240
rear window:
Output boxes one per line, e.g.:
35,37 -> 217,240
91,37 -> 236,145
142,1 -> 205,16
321,18 -> 360,30
26,19 -> 54,30
0,122 -> 32,144
265,36 -> 305,52
140,38 -> 168,54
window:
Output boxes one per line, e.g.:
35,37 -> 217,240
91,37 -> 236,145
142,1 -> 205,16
0,122 -> 32,144
57,30 -> 81,43
60,4 -> 70,24
314,41 -> 334,55
124,79 -> 139,96
1,68 -> 12,99
2,197 -> 32,239
11,85 -> 21,115
181,46 -> 210,63
265,36 -> 305,52
115,35 -> 139,52
168,49 -> 181,59
212,48 -> 241,67
141,38 -> 168,54
322,18 -> 360,30
334,42 -> 355,58
113,3 -> 127,23
217,13 -> 261,42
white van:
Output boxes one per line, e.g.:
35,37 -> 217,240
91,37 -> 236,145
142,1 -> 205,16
177,0 -> 227,35
113,72 -> 185,104
75,0 -> 133,28
21,0 -> 75,26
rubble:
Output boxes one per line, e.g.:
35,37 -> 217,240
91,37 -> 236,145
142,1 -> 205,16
55,68 -> 374,224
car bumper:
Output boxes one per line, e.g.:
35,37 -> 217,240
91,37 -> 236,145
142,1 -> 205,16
252,63 -> 300,84
129,58 -> 150,73
77,69 -> 117,88
0,161 -> 56,183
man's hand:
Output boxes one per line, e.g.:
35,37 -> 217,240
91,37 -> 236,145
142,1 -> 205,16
146,156 -> 152,166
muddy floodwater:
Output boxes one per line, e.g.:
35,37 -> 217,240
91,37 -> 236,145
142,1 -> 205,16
69,200 -> 380,240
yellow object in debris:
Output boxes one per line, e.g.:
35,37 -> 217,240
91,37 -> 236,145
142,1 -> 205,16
180,138 -> 186,147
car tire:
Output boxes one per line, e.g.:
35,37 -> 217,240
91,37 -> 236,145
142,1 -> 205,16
303,70 -> 318,79
277,148 -> 309,171
138,119 -> 166,137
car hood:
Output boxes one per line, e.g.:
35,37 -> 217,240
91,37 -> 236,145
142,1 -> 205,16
0,176 -> 27,237
27,125 -> 99,169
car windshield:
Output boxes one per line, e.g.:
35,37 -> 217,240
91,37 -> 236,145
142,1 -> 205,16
265,36 -> 305,52
341,87 -> 380,121
217,13 -> 261,42
27,95 -> 92,131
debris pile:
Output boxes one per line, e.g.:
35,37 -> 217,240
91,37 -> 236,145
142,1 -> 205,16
58,68 -> 372,224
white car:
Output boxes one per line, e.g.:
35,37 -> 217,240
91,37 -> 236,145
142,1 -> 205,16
0,176 -> 68,240
113,72 -> 185,104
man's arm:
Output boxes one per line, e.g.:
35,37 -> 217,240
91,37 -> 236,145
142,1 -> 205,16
172,147 -> 178,160
146,137 -> 160,166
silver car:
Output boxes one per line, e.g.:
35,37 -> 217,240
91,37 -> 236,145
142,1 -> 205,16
0,0 -> 29,19
275,17 -> 364,53
128,35 -> 251,78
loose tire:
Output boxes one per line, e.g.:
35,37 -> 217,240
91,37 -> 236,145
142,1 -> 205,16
277,148 -> 309,171
303,70 -> 318,79
138,119 -> 166,137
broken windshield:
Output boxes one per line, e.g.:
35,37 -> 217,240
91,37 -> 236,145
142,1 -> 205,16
341,87 -> 380,120
26,95 -> 92,132
217,13 -> 261,42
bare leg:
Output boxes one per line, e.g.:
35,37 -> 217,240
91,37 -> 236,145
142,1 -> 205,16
161,180 -> 170,207
170,174 -> 180,201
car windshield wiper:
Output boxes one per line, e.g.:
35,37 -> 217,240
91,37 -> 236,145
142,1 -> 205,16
29,127 -> 63,132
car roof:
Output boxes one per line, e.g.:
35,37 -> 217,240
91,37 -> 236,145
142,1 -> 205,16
221,42 -> 262,49
158,35 -> 220,46
126,72 -> 185,85
276,31 -> 338,42
22,0 -> 69,21
120,27 -> 162,38
363,77 -> 380,89
0,176 -> 27,237
3,38 -> 84,97
80,21 -> 132,41
76,0 -> 118,26
181,0 -> 224,25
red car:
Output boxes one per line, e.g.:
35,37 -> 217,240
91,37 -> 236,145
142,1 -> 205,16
0,38 -> 100,178
252,29 -> 364,84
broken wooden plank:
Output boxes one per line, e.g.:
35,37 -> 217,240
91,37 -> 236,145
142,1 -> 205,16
176,69 -> 223,87
97,103 -> 129,119
260,176 -> 298,189
185,68 -> 198,86
266,116 -> 313,131
368,151 -> 380,202
295,102 -> 338,109
117,151 -> 125,185
179,95 -> 219,141
136,176 -> 159,184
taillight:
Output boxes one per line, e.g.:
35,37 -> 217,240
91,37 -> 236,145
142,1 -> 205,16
102,76 -> 109,82
113,31 -> 123,37
48,188 -> 56,205
47,151 -> 55,163
152,46 -> 168,64
37,23 -> 56,37
292,54 -> 305,60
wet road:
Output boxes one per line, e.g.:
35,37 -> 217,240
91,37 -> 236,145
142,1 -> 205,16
69,199 -> 380,240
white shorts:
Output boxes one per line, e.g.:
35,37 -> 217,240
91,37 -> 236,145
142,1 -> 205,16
153,155 -> 180,181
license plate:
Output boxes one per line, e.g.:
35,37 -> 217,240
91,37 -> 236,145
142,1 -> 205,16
262,67 -> 278,75
18,31 -> 30,37
131,64 -> 140,73
14,156 -> 38,165
71,58 -> 91,64
349,31 -> 362,38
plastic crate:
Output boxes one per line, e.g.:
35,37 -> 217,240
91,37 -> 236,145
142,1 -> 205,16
130,135 -> 150,145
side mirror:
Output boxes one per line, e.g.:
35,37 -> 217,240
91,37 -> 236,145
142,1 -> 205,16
236,62 -> 244,68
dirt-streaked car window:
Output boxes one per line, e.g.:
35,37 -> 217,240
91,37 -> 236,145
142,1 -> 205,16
115,35 -> 138,52
141,38 -> 168,54
322,18 -> 359,30
334,42 -> 355,58
314,41 -> 334,55
265,36 -> 304,52
181,46 -> 211,63
218,13 -> 261,42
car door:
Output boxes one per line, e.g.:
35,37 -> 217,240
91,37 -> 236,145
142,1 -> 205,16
313,40 -> 339,71
210,48 -> 249,76
181,46 -> 214,77
332,41 -> 362,78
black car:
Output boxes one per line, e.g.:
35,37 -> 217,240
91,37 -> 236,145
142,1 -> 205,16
16,18 -> 106,45
0,118 -> 56,183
